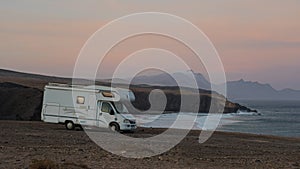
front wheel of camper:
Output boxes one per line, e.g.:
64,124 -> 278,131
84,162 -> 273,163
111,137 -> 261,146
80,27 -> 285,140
109,123 -> 120,132
65,121 -> 75,130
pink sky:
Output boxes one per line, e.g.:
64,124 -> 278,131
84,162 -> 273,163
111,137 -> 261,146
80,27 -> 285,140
0,1 -> 300,90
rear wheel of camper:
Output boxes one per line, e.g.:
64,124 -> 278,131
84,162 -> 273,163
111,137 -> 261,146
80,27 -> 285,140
109,123 -> 120,132
65,121 -> 75,130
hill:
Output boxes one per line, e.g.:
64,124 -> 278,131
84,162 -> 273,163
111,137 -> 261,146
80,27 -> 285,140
129,71 -> 300,101
0,69 -> 253,120
129,72 -> 211,90
227,79 -> 300,101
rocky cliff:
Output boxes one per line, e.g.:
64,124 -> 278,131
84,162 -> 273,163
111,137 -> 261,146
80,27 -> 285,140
0,69 -> 255,120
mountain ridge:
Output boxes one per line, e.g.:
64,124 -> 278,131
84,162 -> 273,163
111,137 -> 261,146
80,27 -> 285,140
0,68 -> 255,120
226,79 -> 300,101
128,72 -> 300,101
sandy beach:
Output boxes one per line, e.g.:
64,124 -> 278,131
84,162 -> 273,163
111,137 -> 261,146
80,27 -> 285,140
0,121 -> 299,169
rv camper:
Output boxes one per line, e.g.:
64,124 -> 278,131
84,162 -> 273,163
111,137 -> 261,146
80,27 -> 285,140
41,83 -> 136,131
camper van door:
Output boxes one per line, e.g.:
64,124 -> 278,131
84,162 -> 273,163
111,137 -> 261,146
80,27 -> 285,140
86,95 -> 96,126
98,101 -> 116,127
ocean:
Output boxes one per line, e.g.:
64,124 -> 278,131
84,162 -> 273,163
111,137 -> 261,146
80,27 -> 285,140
135,100 -> 300,138
219,100 -> 300,138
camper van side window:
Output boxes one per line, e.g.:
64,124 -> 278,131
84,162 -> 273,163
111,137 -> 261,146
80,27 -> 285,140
77,96 -> 85,104
101,102 -> 112,113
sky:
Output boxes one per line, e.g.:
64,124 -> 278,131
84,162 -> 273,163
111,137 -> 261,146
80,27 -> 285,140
0,0 -> 300,90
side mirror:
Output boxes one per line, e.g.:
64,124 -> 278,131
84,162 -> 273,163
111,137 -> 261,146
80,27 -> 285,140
109,109 -> 115,115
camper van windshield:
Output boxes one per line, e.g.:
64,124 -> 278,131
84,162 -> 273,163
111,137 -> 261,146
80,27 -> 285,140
113,102 -> 129,114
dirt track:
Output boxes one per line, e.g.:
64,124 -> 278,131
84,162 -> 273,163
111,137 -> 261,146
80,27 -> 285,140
0,121 -> 299,169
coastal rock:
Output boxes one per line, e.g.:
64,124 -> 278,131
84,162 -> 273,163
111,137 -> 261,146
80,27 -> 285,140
0,69 -> 255,120
129,85 -> 252,114
0,82 -> 42,120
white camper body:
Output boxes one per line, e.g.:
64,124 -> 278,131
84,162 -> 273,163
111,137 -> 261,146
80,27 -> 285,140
41,83 -> 136,131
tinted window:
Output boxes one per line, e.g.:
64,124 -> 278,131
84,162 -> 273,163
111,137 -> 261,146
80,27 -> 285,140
101,102 -> 112,113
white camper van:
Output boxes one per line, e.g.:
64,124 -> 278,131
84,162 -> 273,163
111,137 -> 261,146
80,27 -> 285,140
41,83 -> 136,131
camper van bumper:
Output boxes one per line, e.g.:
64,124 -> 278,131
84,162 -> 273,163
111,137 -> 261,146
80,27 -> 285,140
120,124 -> 137,131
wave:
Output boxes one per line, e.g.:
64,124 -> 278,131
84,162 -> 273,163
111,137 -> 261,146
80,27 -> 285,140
135,112 -> 245,130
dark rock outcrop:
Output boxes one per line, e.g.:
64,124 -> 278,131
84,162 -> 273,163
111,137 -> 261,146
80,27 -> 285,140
0,69 -> 255,120
129,85 -> 251,113
0,82 -> 43,120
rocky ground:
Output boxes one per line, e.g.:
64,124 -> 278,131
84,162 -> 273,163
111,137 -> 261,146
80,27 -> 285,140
0,121 -> 299,169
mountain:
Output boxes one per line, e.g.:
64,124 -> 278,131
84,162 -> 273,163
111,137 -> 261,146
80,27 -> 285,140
128,71 -> 300,101
0,68 -> 71,90
0,69 -> 252,120
226,79 -> 300,101
130,72 -> 211,90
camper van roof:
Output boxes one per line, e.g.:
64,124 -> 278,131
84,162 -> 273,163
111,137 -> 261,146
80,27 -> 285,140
48,83 -> 114,90
46,83 -> 134,102
46,83 -> 120,93
84,85 -> 116,91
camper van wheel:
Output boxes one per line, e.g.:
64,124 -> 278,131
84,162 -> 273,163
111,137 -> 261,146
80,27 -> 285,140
109,123 -> 120,132
65,121 -> 75,130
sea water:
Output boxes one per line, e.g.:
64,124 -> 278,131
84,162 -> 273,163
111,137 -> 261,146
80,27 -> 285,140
219,100 -> 300,138
135,100 -> 300,138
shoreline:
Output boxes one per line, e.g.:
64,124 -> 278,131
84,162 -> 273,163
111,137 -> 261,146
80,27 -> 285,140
139,126 -> 300,140
1,120 -> 299,140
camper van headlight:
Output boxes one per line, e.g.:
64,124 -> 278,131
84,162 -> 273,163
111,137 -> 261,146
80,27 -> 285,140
123,119 -> 130,123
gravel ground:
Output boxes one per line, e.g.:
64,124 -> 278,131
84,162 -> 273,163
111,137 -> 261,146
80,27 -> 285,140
0,121 -> 299,169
